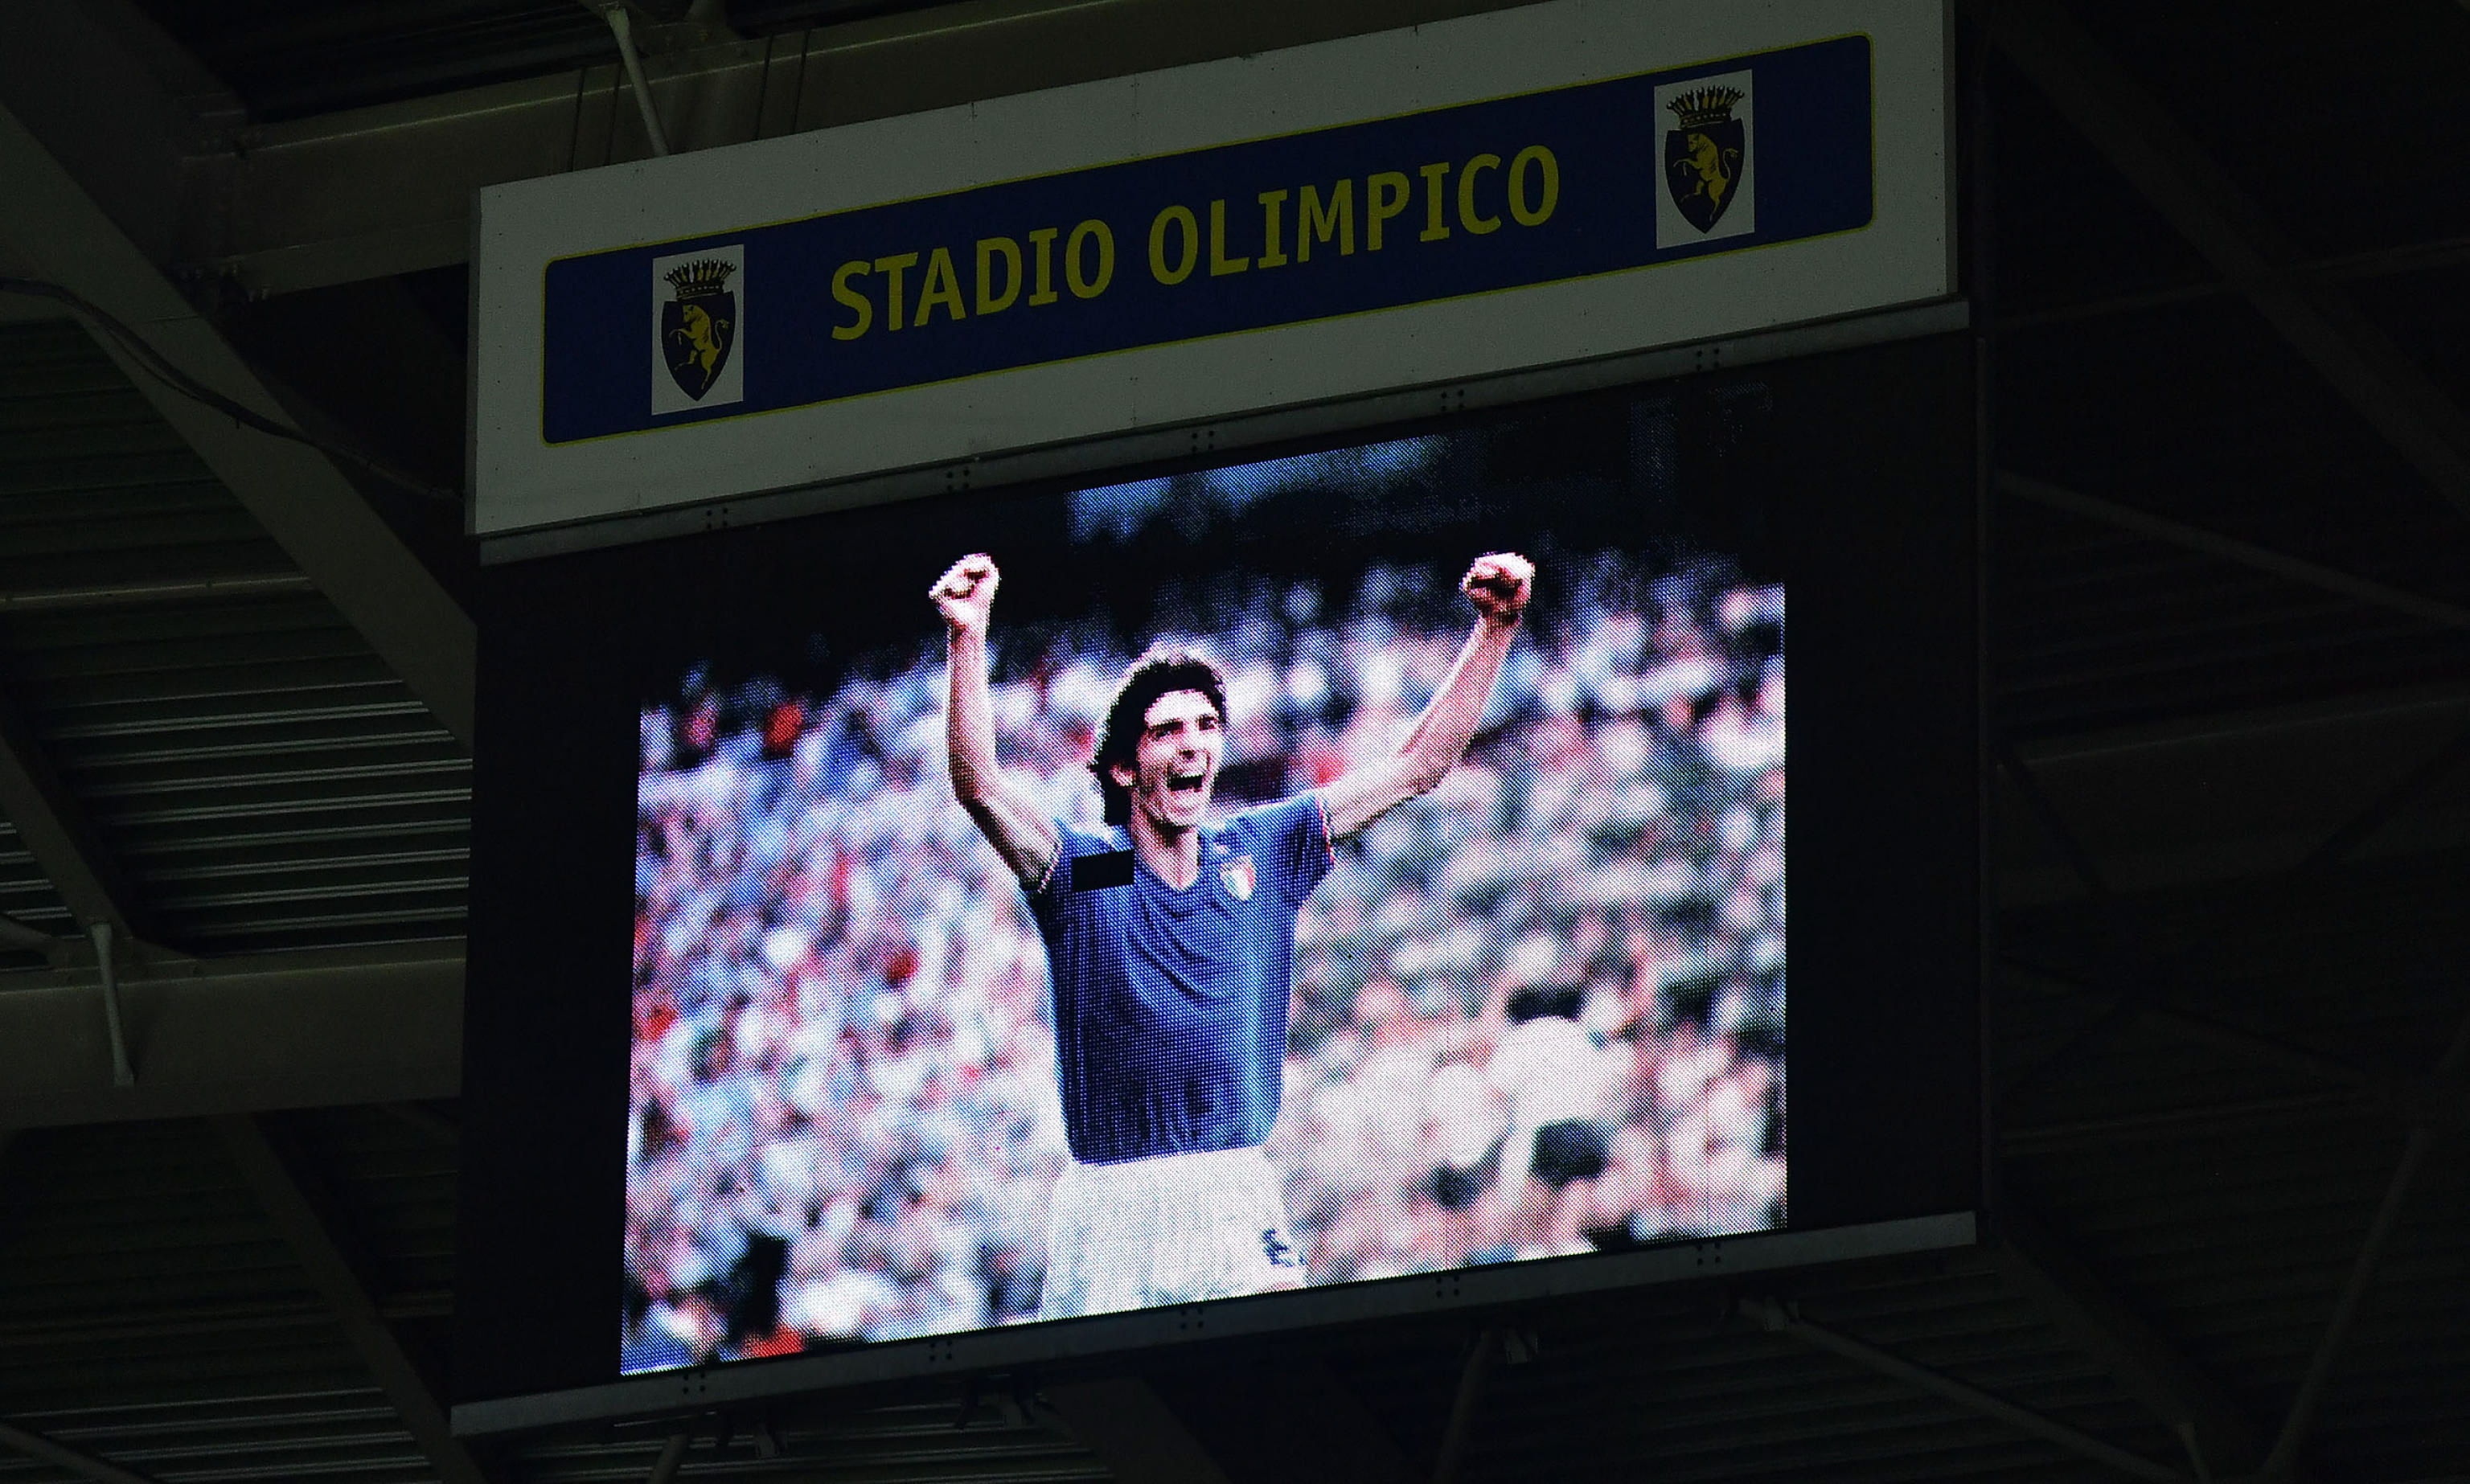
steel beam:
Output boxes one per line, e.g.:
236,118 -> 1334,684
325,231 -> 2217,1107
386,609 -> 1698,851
0,941 -> 463,1129
0,16 -> 477,743
1143,1349 -> 1413,1484
1752,1298 -> 2185,1483
1998,685 -> 2470,911
159,0 -> 1516,297
1984,0 -> 2470,519
380,1099 -> 461,1146
1042,1376 -> 1233,1484
0,572 -> 317,613
0,912 -> 59,952
1996,1203 -> 2278,1481
2293,724 -> 2470,874
2004,958 -> 2470,1135
2262,1007 -> 2470,1478
0,0 -> 237,276
1990,739 -> 2159,1112
1991,234 -> 2470,334
215,1113 -> 490,1484
0,679 -> 147,940
0,241 -> 73,324
0,1420 -> 170,1484
2000,474 -> 2470,634
1994,736 -> 2113,900
2013,683 -> 2470,772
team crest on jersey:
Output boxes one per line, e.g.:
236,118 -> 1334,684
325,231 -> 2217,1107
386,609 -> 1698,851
1221,855 -> 1256,901
1664,85 -> 1746,233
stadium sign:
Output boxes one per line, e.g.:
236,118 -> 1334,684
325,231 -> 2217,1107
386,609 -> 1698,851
471,0 -> 1950,539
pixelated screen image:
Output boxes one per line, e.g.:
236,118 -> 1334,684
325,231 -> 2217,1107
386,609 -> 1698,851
622,405 -> 1787,1372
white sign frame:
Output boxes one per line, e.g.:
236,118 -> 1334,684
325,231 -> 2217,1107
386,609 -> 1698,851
471,0 -> 1951,541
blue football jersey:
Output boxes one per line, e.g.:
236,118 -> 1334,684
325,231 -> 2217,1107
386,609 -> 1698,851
1028,792 -> 1336,1164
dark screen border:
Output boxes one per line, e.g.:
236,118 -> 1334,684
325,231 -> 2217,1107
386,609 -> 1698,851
454,331 -> 1980,1407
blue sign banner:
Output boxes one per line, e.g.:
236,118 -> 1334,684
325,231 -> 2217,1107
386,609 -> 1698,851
540,35 -> 1871,446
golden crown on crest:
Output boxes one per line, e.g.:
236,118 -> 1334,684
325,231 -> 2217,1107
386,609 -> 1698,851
663,259 -> 736,299
1667,86 -> 1745,130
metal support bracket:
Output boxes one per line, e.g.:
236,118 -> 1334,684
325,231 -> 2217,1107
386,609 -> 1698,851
597,4 -> 671,157
88,920 -> 133,1088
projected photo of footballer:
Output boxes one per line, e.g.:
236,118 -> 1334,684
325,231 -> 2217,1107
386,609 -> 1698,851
622,420 -> 1789,1371
931,550 -> 1533,1316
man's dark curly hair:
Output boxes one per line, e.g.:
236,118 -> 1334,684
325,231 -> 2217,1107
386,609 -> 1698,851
1090,646 -> 1229,827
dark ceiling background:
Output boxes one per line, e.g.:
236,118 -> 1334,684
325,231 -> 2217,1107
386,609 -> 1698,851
4,2 -> 2469,1482
130,0 -> 959,122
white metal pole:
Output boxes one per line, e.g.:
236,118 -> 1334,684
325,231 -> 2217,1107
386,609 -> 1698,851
601,5 -> 671,157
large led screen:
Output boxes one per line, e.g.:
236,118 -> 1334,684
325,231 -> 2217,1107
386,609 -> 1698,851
622,438 -> 1788,1370
456,335 -> 1980,1416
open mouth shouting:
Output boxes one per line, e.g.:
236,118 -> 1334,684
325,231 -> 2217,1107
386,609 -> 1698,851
1155,756 -> 1215,825
1114,687 -> 1225,835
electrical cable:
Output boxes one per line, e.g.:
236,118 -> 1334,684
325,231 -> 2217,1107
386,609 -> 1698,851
0,276 -> 463,506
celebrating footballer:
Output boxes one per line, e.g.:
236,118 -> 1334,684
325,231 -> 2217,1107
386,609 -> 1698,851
932,548 -> 1535,1318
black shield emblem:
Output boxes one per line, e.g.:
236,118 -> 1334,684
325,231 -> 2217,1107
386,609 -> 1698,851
661,292 -> 736,401
1664,119 -> 1746,233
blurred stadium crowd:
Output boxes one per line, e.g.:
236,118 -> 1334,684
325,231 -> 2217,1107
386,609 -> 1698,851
623,547 -> 1786,1372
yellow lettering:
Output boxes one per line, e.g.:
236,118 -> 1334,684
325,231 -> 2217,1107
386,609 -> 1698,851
1208,199 -> 1249,276
1508,145 -> 1560,227
1066,219 -> 1114,298
915,247 -> 966,326
975,236 -> 1022,314
1418,162 -> 1452,242
830,260 -> 872,340
1028,228 -> 1061,305
1299,180 -> 1353,260
873,252 -> 918,330
1458,153 -> 1502,235
1149,206 -> 1199,285
1257,190 -> 1290,269
1366,172 -> 1410,251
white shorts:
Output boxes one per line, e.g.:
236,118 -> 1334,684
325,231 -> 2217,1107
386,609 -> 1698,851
1038,1146 -> 1304,1320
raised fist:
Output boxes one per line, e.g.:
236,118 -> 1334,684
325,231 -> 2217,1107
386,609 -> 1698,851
930,553 -> 999,635
1461,551 -> 1535,624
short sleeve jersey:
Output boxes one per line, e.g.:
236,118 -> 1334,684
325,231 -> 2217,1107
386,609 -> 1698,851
1028,792 -> 1336,1165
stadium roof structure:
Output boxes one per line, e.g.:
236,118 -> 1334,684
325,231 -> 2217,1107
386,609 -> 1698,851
3,2 -> 2469,1482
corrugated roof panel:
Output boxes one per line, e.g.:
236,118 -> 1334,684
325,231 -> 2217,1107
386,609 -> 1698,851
2,1390 -> 432,1484
0,820 -> 69,961
1462,1323 -> 2150,1484
0,323 -> 469,957
130,0 -> 979,123
0,1121 -> 437,1483
513,1406 -> 1112,1483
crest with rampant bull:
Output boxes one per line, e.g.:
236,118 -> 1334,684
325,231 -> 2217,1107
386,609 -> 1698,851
1664,86 -> 1747,233
661,259 -> 738,402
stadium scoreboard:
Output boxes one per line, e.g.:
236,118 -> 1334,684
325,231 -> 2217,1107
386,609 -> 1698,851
454,0 -> 1976,1434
